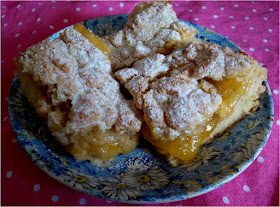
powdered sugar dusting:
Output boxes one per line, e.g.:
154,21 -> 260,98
143,77 -> 222,140
166,42 -> 254,81
115,42 -> 255,140
16,27 -> 142,156
103,1 -> 198,70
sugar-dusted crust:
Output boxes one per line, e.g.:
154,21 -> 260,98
143,77 -> 222,140
115,42 -> 267,166
103,1 -> 198,71
15,27 -> 142,162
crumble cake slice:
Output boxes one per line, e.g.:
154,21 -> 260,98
115,42 -> 267,166
15,26 -> 142,162
103,1 -> 198,71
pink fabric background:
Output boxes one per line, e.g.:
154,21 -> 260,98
1,1 -> 279,206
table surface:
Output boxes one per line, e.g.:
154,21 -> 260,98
1,1 -> 279,206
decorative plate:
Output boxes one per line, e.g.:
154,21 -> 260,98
9,14 -> 274,204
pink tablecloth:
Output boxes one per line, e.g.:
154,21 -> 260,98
1,1 -> 279,206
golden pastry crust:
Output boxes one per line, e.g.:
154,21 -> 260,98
15,27 -> 142,162
143,77 -> 222,140
103,1 -> 198,70
115,42 -> 267,166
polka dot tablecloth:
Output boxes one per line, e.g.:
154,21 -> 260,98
1,1 -> 279,206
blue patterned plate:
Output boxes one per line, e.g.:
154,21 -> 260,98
9,15 -> 274,204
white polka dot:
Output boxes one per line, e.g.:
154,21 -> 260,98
264,17 -> 268,20
4,116 -> 8,121
79,198 -> 86,205
15,33 -> 20,37
6,171 -> 13,178
2,15 -> 5,18
263,39 -> 268,43
265,48 -> 270,52
76,7 -> 80,11
234,4 -> 238,7
2,6 -> 6,8
220,7 -> 224,10
38,3 -> 42,5
188,9 -> 192,12
109,7 -> 113,11
120,3 -> 124,7
243,185 -> 250,192
259,62 -> 264,66
257,156 -> 264,163
63,19 -> 68,23
245,16 -> 249,20
175,4 -> 179,7
231,26 -> 235,29
250,48 -> 254,51
17,44 -> 22,48
36,18 -> 41,22
107,200 -> 112,203
5,97 -> 9,102
4,23 -> 8,27
269,8 -> 273,11
243,40 -> 247,42
52,6 -> 56,8
33,184 -> 40,192
273,90 -> 278,94
92,4 -> 97,7
12,138 -> 17,143
229,16 -> 234,19
32,31 -> 37,34
18,22 -> 22,26
51,195 -> 59,202
17,4 -> 21,8
1,60 -> 4,63
195,18 -> 199,21
268,29 -> 272,32
223,196 -> 230,204
202,6 -> 206,9
32,8 -> 36,12
211,25 -> 215,28
276,120 -> 280,125
252,9 -> 256,12
49,25 -> 54,29
249,27 -> 254,30
213,15 -> 218,18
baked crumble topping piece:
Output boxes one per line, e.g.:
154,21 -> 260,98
143,77 -> 222,140
115,53 -> 169,109
15,26 -> 142,162
165,42 -> 255,81
103,1 -> 198,70
116,42 -> 267,166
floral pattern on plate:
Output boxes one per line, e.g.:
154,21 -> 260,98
9,14 -> 274,204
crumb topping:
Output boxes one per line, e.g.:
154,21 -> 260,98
143,77 -> 222,140
103,1 -> 198,70
115,42 -> 256,140
17,27 -> 142,139
166,42 -> 254,81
